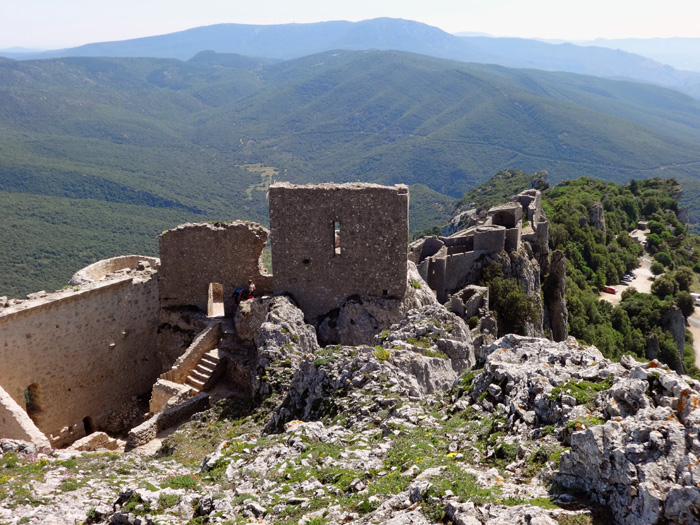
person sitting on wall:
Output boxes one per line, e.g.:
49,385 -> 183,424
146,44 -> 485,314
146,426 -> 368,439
247,279 -> 256,300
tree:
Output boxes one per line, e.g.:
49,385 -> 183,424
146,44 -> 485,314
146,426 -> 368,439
480,263 -> 538,337
655,252 -> 673,267
651,275 -> 677,298
676,291 -> 695,318
621,287 -> 638,301
629,179 -> 639,195
646,233 -> 662,251
648,220 -> 664,235
651,262 -> 665,277
674,266 -> 694,291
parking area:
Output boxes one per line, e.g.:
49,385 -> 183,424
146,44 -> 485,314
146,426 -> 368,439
599,256 -> 654,306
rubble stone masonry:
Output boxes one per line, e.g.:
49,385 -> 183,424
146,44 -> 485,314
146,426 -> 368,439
158,221 -> 273,317
0,263 -> 159,447
269,182 -> 409,320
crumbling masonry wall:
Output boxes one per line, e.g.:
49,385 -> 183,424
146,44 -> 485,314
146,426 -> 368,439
158,222 -> 273,317
0,259 -> 160,447
270,182 -> 409,320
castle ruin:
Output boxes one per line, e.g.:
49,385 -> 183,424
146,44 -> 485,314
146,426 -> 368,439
0,183 -> 409,448
411,188 -> 548,304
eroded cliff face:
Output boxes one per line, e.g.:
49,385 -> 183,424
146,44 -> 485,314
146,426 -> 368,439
543,249 -> 568,342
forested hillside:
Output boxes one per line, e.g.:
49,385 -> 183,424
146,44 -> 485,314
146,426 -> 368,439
2,50 -> 700,296
450,173 -> 700,378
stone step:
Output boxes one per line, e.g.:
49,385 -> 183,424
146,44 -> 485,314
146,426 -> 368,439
184,348 -> 224,393
186,376 -> 205,392
189,369 -> 210,383
199,354 -> 221,367
194,361 -> 216,375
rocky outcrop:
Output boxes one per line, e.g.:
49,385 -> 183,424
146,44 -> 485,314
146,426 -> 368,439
271,305 -> 475,431
661,304 -> 686,374
235,295 -> 320,401
377,304 -> 476,372
467,334 -> 700,525
588,202 -> 606,232
5,329 -> 698,525
543,249 -> 568,342
316,261 -> 438,346
441,209 -> 478,237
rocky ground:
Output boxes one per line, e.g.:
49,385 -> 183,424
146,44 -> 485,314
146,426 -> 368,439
2,296 -> 700,524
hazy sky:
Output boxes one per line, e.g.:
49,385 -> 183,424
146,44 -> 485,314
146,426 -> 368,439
3,0 -> 699,49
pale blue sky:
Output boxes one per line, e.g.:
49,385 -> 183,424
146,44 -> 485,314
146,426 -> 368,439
2,0 -> 699,49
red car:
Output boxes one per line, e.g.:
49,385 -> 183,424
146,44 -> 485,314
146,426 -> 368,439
601,286 -> 618,294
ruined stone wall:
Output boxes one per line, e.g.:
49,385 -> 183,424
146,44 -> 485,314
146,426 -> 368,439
158,222 -> 272,317
270,183 -> 409,320
0,273 -> 159,447
515,190 -> 542,226
474,226 -> 506,253
70,255 -> 159,285
504,227 -> 521,252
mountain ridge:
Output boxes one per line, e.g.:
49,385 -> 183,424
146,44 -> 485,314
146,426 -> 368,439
3,18 -> 700,99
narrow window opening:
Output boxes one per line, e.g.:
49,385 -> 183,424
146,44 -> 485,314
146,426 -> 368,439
83,416 -> 96,435
334,221 -> 341,256
24,383 -> 43,424
207,282 -> 224,317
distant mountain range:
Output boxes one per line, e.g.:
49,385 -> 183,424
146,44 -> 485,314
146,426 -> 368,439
3,18 -> 700,99
546,38 -> 700,73
2,49 -> 700,296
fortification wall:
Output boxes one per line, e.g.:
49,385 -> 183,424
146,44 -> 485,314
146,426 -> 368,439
0,273 -> 159,447
505,226 -> 521,252
474,225 -> 506,253
270,183 -> 409,320
70,255 -> 159,284
158,222 -> 272,317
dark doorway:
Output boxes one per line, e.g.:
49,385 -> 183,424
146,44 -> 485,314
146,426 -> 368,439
83,416 -> 96,435
24,383 -> 43,424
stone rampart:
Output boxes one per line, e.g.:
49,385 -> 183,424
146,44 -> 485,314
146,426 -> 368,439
0,272 -> 159,447
474,225 -> 506,253
158,222 -> 272,317
270,182 -> 409,320
69,255 -> 159,284
504,227 -> 521,252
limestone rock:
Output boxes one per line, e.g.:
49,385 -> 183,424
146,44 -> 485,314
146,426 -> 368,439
316,261 -> 437,346
588,202 -> 606,232
543,249 -> 568,342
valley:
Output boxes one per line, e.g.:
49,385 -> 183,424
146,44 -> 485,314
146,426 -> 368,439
2,50 -> 700,296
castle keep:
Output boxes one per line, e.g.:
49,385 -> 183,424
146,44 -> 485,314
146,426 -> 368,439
270,182 -> 409,320
0,183 -> 409,448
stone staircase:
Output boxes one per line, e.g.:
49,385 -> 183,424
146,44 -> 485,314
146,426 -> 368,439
185,348 -> 222,393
